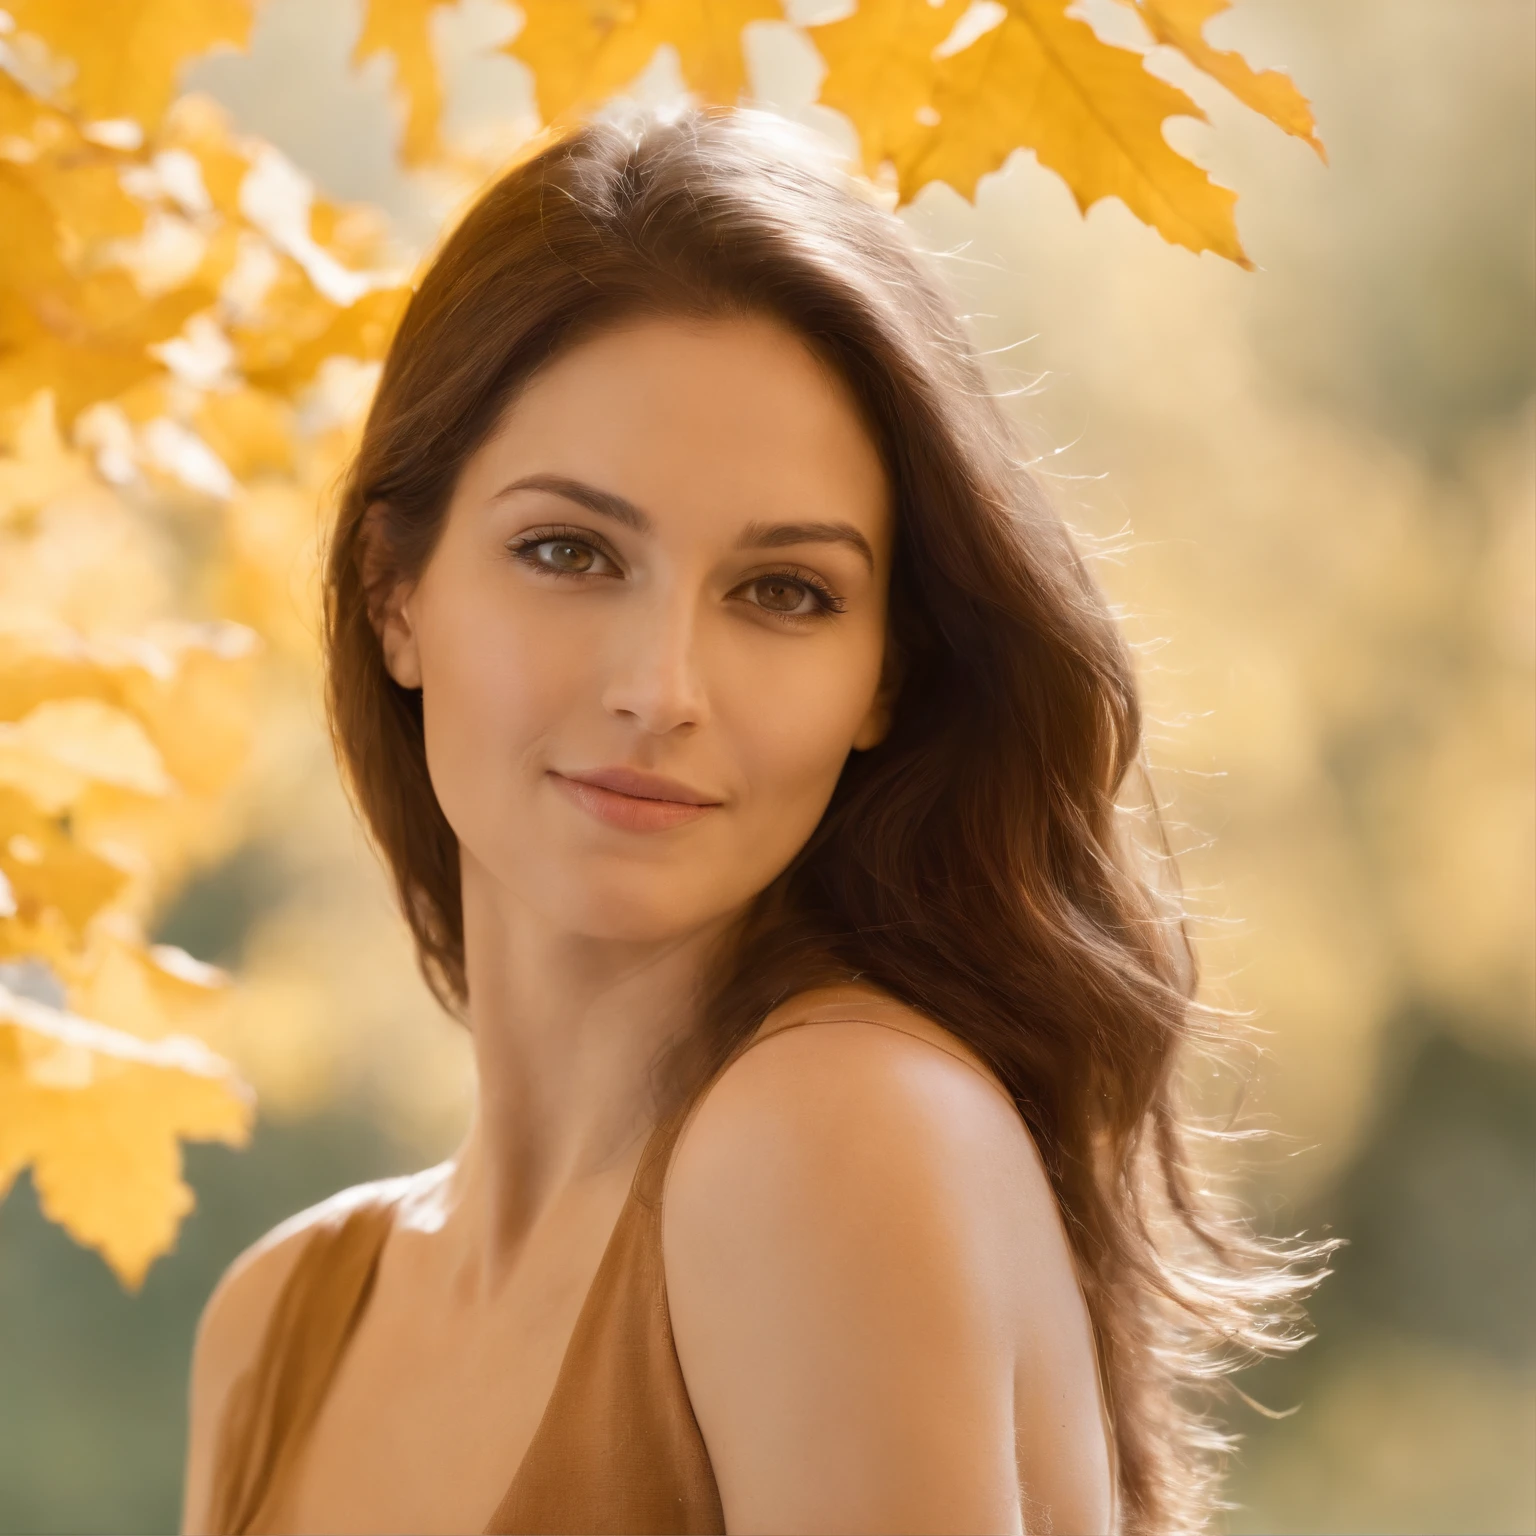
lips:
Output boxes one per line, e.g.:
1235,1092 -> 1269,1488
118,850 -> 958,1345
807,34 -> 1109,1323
548,767 -> 722,833
557,766 -> 721,806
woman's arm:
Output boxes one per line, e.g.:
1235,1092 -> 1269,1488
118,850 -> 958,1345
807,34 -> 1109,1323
663,1017 -> 1106,1536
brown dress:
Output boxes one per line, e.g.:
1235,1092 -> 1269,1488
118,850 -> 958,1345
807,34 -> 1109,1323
205,985 -> 1117,1534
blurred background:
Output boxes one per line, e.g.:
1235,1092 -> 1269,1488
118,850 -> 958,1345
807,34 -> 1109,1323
0,0 -> 1531,1531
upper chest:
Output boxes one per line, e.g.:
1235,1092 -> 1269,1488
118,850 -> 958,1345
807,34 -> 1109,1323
261,1171 -> 637,1536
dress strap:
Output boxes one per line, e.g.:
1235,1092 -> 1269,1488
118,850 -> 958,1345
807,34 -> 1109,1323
206,1180 -> 410,1534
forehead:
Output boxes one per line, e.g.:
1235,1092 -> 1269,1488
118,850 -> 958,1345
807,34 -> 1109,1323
461,312 -> 893,558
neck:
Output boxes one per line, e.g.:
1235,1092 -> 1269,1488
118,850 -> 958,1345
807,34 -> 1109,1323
431,850 -> 739,1299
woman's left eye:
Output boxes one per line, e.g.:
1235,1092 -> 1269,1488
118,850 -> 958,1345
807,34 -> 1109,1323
742,574 -> 843,620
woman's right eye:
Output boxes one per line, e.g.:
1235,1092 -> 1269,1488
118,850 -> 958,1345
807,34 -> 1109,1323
508,534 -> 616,577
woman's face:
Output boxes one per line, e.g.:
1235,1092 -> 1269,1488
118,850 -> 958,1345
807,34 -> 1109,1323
375,313 -> 895,944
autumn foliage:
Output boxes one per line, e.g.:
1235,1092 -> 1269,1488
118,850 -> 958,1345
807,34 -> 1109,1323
0,0 -> 1319,1287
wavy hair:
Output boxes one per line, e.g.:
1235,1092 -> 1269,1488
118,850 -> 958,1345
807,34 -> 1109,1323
322,104 -> 1326,1533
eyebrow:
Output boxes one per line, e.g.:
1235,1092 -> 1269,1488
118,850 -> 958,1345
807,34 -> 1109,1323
492,473 -> 877,573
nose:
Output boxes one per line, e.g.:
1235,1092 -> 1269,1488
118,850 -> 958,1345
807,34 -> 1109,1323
599,585 -> 710,736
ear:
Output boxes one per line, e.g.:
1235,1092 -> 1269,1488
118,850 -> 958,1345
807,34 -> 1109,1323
851,636 -> 903,752
359,502 -> 422,691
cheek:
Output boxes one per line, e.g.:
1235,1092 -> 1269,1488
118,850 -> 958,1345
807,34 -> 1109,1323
723,635 -> 883,836
412,584 -> 576,833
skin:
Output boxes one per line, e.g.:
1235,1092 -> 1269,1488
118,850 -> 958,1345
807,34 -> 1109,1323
180,313 -> 1114,1535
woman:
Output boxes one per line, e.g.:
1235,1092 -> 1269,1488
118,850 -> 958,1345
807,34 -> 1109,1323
180,105 -> 1318,1536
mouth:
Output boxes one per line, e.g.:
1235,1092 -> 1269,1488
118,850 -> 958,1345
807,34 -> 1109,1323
548,769 -> 722,833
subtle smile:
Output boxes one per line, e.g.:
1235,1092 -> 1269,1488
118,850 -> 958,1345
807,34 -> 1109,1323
548,770 -> 722,833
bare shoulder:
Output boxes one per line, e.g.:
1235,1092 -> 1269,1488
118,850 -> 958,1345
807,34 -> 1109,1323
179,1175 -> 411,1535
666,986 -> 1059,1251
661,988 -> 1089,1531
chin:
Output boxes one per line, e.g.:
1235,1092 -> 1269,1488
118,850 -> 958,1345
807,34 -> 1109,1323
537,871 -> 739,947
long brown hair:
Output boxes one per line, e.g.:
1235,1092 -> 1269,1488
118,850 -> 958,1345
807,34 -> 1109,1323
322,103 -> 1325,1533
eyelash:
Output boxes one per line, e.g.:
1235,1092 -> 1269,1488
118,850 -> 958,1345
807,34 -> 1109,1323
504,525 -> 849,622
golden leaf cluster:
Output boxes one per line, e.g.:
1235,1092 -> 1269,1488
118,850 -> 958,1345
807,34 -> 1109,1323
359,0 -> 1321,263
0,0 -> 409,1285
0,0 -> 1319,1285
500,0 -> 1322,264
1,981 -> 253,1291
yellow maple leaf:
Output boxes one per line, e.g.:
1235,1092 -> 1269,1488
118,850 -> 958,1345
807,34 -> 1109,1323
0,597 -> 257,764
0,316 -> 170,422
1119,0 -> 1326,162
0,907 -> 78,971
0,78 -> 147,243
0,697 -> 173,815
0,390 -> 94,528
0,83 -> 237,416
4,0 -> 255,131
0,784 -> 131,943
354,0 -> 453,164
0,622 -> 259,794
232,280 -> 409,395
510,0 -> 782,125
0,61 -> 55,141
0,168 -> 214,419
808,0 -> 967,179
166,121 -> 410,393
60,925 -> 232,1044
217,480 -> 329,659
0,159 -> 74,304
154,92 -> 256,220
890,0 -> 1249,266
0,982 -> 254,1290
195,386 -> 296,480
116,622 -> 260,797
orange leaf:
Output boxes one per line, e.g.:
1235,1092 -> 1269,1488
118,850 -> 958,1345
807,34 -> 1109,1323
353,0 -> 453,164
893,0 -> 1249,267
1121,0 -> 1326,162
808,0 -> 968,179
510,0 -> 781,124
5,0 -> 255,131
0,983 -> 254,1290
